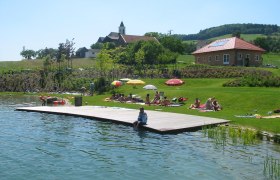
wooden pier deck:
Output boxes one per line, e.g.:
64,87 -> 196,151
16,106 -> 229,134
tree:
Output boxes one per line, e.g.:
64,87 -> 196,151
36,48 -> 57,59
96,49 -> 114,77
135,49 -> 145,75
65,38 -> 75,68
103,42 -> 116,50
254,36 -> 280,52
90,42 -> 103,49
232,31 -> 241,38
43,55 -> 53,72
144,32 -> 164,39
20,49 -> 36,60
184,42 -> 197,54
56,38 -> 75,69
159,36 -> 185,54
254,37 -> 269,51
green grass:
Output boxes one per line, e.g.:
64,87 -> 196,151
263,53 -> 280,67
0,58 -> 97,72
176,54 -> 195,66
73,78 -> 280,134
209,34 -> 266,42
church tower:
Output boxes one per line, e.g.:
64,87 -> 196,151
119,21 -> 126,35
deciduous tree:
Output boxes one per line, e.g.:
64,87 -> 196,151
20,49 -> 36,60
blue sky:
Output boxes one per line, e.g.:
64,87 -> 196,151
0,0 -> 279,61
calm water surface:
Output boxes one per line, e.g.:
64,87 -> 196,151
0,95 -> 280,180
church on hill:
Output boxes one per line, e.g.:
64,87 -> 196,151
97,22 -> 158,45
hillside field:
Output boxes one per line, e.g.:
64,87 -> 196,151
183,34 -> 266,44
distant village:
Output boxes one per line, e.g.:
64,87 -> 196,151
80,21 -> 265,67
80,21 -> 158,58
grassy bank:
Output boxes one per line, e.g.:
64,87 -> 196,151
68,78 -> 280,134
1,78 -> 279,134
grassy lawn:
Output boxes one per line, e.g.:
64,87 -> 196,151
176,54 -> 195,66
209,34 -> 266,42
262,53 -> 280,67
0,58 -> 97,72
71,78 -> 280,134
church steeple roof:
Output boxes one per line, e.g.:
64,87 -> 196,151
120,21 -> 124,27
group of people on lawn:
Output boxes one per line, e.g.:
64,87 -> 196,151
108,93 -> 144,103
107,91 -> 221,111
145,91 -> 186,107
189,97 -> 222,111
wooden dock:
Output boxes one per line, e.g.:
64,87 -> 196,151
16,106 -> 229,134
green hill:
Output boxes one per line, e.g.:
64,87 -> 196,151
183,34 -> 267,44
176,23 -> 279,41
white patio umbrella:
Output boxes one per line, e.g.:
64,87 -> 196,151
143,84 -> 157,90
119,78 -> 131,82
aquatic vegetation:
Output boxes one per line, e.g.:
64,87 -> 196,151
202,125 -> 258,147
203,125 -> 280,179
264,155 -> 280,179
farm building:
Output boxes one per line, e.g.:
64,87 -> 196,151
192,37 -> 265,67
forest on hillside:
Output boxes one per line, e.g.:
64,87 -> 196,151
174,23 -> 279,40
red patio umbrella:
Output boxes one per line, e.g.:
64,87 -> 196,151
165,78 -> 184,86
111,80 -> 122,87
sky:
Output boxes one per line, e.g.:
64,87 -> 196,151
0,0 -> 279,61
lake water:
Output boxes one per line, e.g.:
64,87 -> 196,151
1,95 -> 280,180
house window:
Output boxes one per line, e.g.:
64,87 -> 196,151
197,57 -> 200,62
208,56 -> 212,62
238,53 -> 242,60
215,55 -> 219,61
255,55 -> 259,61
246,54 -> 250,59
223,54 -> 230,64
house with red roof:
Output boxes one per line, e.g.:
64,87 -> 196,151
192,37 -> 265,67
98,22 -> 158,45
118,34 -> 158,44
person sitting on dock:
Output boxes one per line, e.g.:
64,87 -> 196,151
133,107 -> 148,129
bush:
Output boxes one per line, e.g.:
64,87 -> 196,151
223,74 -> 280,87
181,65 -> 272,78
94,77 -> 110,94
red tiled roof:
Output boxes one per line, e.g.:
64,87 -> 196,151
120,35 -> 159,43
192,37 -> 265,54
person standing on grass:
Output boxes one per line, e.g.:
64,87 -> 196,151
133,107 -> 148,129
